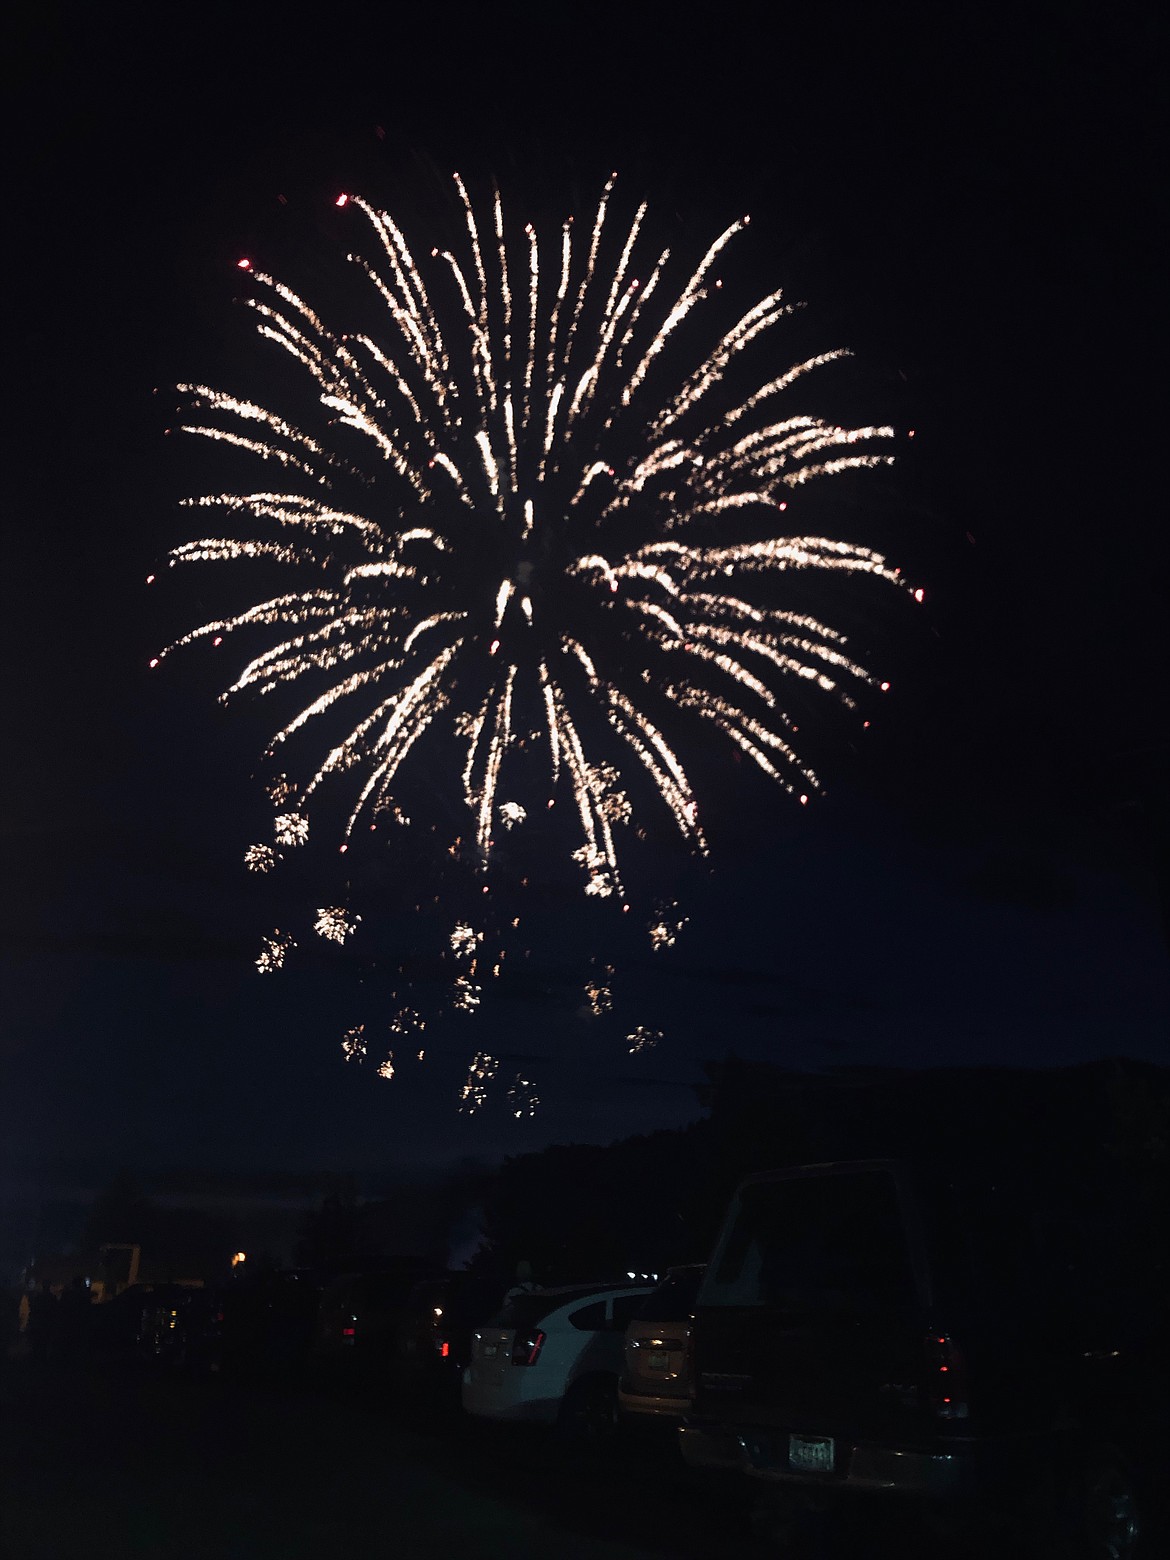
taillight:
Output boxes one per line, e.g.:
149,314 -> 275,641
342,1326 -> 356,1343
435,1338 -> 450,1358
511,1329 -> 546,1366
924,1332 -> 969,1420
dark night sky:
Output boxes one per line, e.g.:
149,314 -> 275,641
3,4 -> 1167,1214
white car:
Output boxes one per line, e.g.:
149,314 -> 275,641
462,1282 -> 654,1434
618,1264 -> 705,1421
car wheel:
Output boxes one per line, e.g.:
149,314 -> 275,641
1079,1449 -> 1142,1560
559,1375 -> 619,1443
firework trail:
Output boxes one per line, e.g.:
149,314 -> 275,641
157,174 -> 914,918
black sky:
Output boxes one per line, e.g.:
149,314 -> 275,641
3,3 -> 1167,1197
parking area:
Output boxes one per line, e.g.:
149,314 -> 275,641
0,1355 -> 954,1560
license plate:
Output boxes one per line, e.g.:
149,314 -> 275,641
788,1434 -> 835,1473
647,1350 -> 669,1371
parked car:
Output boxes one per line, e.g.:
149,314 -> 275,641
619,1265 -> 705,1422
90,1282 -> 189,1354
393,1273 -> 502,1391
314,1266 -> 442,1382
139,1285 -> 220,1368
680,1157 -> 1166,1558
463,1282 -> 655,1435
219,1269 -> 323,1379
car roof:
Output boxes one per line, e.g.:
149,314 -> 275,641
737,1157 -> 904,1189
528,1280 -> 653,1297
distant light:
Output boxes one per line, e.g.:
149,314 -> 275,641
799,794 -> 808,805
237,258 -> 252,271
863,720 -> 871,729
212,635 -> 223,646
145,574 -> 155,584
913,587 -> 925,602
880,681 -> 891,692
149,658 -> 160,668
231,1251 -> 247,1267
907,429 -> 916,438
339,844 -> 348,854
489,638 -> 500,655
335,193 -> 349,208
777,501 -> 787,511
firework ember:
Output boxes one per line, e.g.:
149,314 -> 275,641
255,931 -> 294,973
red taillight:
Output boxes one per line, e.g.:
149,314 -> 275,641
341,1326 -> 356,1342
438,1339 -> 450,1358
925,1332 -> 969,1420
511,1329 -> 546,1367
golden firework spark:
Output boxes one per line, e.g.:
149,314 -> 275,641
255,931 -> 294,973
626,1025 -> 662,1054
314,906 -> 360,944
648,901 -> 688,951
507,1075 -> 540,1118
458,1050 -> 498,1112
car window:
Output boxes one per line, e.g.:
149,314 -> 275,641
703,1169 -> 916,1313
635,1269 -> 703,1322
361,1275 -> 414,1308
490,1287 -> 602,1330
567,1300 -> 607,1330
610,1293 -> 652,1329
407,1281 -> 447,1308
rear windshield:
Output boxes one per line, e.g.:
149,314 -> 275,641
636,1268 -> 704,1322
702,1169 -> 917,1313
488,1287 -> 603,1330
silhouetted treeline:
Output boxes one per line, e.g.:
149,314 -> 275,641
465,1057 -> 1170,1287
199,1057 -> 1170,1294
82,1171 -> 234,1279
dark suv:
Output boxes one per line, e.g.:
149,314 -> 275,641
680,1157 -> 1165,1556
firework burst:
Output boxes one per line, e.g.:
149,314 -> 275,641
157,175 -> 913,910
